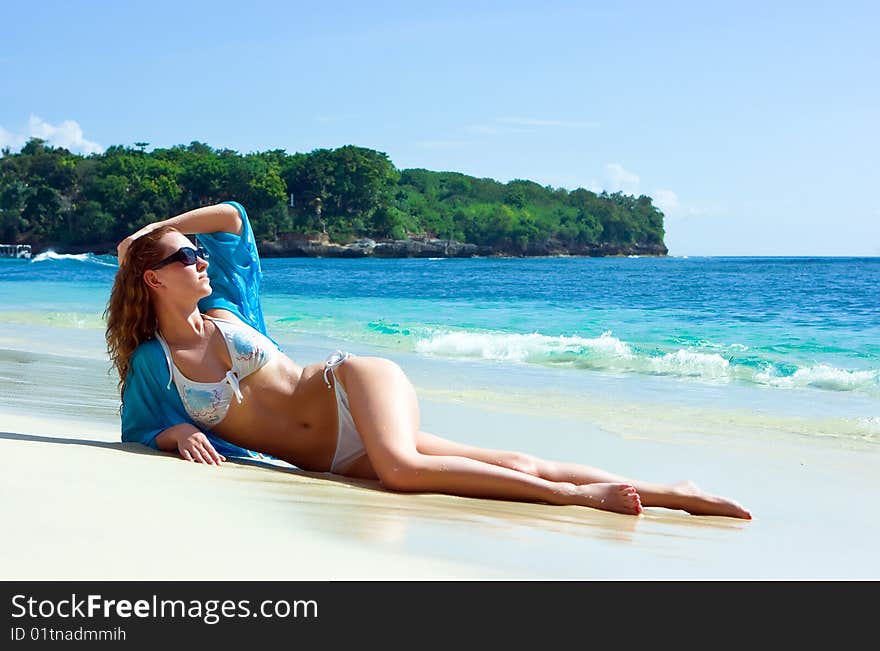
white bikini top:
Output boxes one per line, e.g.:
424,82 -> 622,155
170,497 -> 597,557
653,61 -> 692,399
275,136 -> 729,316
157,315 -> 278,428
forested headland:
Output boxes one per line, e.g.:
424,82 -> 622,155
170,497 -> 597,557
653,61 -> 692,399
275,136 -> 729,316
0,139 -> 667,257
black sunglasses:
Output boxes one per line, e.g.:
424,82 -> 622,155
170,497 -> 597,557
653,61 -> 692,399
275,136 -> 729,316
151,246 -> 208,270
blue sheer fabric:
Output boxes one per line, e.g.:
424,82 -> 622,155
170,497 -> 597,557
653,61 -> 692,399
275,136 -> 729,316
196,201 -> 269,336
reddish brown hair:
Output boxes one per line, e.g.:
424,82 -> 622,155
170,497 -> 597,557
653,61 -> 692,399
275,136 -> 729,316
104,225 -> 182,396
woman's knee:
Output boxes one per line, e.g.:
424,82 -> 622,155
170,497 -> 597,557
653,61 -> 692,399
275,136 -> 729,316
373,454 -> 429,492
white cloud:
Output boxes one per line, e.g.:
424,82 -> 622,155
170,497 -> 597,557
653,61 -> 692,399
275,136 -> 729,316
0,115 -> 103,155
28,115 -> 103,154
583,166 -> 699,219
566,164 -> 730,233
603,162 -> 641,194
653,189 -> 680,214
0,125 -> 27,151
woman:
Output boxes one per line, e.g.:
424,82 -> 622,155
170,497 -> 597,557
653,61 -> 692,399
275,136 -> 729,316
106,201 -> 751,519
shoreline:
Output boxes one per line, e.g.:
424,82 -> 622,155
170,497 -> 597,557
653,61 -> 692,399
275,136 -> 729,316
19,238 -> 668,260
257,237 -> 668,259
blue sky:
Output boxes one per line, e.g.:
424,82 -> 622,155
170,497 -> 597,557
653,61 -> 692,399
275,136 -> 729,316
2,0 -> 877,255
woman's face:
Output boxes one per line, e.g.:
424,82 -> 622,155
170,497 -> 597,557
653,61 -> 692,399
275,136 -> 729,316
146,231 -> 212,302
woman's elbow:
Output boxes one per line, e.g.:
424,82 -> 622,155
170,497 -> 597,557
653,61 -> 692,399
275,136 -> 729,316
219,203 -> 243,235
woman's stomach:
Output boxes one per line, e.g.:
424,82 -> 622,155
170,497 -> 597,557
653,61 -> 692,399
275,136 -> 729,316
211,356 -> 340,469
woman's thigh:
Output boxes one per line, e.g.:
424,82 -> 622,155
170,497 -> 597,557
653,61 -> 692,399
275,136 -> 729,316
335,356 -> 422,475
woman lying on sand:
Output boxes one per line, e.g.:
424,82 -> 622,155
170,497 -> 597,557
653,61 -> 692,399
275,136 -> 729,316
106,201 -> 751,519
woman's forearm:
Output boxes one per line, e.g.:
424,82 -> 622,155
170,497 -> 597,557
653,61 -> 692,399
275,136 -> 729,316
134,203 -> 242,239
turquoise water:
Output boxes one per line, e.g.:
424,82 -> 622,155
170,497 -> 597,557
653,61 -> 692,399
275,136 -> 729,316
1,252 -> 878,444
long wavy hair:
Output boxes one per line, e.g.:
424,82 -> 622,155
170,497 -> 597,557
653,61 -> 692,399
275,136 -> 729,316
104,225 -> 183,397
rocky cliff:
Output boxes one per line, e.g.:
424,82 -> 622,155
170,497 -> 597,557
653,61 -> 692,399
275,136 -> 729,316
47,236 -> 667,259
258,236 -> 667,258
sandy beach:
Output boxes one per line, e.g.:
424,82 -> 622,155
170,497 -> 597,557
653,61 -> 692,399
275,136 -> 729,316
3,389 -> 879,581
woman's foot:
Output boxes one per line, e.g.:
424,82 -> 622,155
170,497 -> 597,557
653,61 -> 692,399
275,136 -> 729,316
571,482 -> 643,515
671,480 -> 752,519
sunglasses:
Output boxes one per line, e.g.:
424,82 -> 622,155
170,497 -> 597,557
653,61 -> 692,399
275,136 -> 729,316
151,246 -> 209,270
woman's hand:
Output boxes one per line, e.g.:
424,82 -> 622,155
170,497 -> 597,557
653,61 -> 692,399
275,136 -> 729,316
177,430 -> 227,466
116,223 -> 159,265
116,235 -> 136,265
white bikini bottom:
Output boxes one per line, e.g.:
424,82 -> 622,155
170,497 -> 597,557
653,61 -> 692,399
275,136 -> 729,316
323,351 -> 368,474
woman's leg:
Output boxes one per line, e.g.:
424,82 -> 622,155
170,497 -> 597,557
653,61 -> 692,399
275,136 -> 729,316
415,431 -> 751,519
335,357 -> 642,515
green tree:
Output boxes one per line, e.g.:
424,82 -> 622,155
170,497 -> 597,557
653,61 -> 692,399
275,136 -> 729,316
0,138 -> 666,254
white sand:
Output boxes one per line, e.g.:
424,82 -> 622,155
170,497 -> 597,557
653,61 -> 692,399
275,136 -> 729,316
2,400 -> 880,580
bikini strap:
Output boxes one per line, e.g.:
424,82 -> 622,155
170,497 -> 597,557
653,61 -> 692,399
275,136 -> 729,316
323,350 -> 350,389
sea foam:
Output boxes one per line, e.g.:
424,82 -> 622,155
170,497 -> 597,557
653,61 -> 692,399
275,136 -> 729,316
31,250 -> 117,267
755,364 -> 879,392
413,328 -> 879,394
415,330 -> 635,365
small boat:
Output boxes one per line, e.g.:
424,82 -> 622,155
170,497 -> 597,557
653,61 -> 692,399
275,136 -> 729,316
0,244 -> 31,259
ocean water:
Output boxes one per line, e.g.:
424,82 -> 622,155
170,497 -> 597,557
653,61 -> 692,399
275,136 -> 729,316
1,253 -> 878,447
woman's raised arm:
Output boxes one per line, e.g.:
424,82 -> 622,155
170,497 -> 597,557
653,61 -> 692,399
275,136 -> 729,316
117,203 -> 242,263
